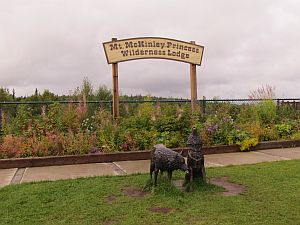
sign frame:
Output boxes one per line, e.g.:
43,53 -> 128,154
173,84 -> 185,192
103,37 -> 204,66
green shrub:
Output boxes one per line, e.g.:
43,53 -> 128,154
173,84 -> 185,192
257,100 -> 277,125
290,131 -> 300,140
62,104 -> 81,132
227,129 -> 250,145
236,104 -> 259,124
275,123 -> 292,139
237,137 -> 259,151
201,111 -> 234,146
4,105 -> 33,136
156,131 -> 184,148
260,125 -> 279,141
133,129 -> 158,150
61,132 -> 96,155
46,102 -> 63,132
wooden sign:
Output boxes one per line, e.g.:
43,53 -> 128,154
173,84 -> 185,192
103,37 -> 204,120
103,37 -> 204,65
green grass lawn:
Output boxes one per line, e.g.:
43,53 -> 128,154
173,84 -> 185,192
0,160 -> 299,225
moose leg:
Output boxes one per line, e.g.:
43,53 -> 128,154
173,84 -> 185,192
150,163 -> 155,180
167,171 -> 172,182
184,171 -> 190,184
190,168 -> 194,182
154,168 -> 159,186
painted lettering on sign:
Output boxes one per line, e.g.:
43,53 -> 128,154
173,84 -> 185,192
103,37 -> 204,65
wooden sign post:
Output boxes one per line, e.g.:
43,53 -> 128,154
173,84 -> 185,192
103,37 -> 204,119
190,41 -> 197,112
111,38 -> 119,119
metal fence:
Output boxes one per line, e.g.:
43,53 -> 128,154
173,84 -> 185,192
0,98 -> 299,114
0,98 -> 299,118
0,98 -> 299,131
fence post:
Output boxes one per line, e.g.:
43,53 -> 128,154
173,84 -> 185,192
293,101 -> 296,110
0,107 -> 2,135
110,101 -> 113,116
155,101 -> 161,110
41,105 -> 46,117
124,102 -> 129,114
99,102 -> 103,110
202,96 -> 206,114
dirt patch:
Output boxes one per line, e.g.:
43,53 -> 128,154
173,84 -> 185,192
104,195 -> 117,204
122,186 -> 146,197
102,220 -> 114,225
210,177 -> 246,196
149,207 -> 173,214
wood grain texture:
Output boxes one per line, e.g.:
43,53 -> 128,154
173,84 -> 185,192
103,37 -> 204,65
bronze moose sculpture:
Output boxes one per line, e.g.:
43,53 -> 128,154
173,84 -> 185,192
149,127 -> 206,188
150,144 -> 188,186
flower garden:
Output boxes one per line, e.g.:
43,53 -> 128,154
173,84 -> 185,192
0,83 -> 299,159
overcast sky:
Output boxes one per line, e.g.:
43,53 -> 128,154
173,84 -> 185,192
1,0 -> 299,99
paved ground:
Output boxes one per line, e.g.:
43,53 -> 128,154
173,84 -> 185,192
0,147 -> 299,187
0,168 -> 17,188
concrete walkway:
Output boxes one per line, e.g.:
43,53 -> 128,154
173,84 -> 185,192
1,147 -> 300,188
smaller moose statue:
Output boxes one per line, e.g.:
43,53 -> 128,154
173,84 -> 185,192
150,144 -> 188,186
185,127 -> 206,183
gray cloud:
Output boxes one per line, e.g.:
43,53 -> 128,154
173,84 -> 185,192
0,0 -> 300,98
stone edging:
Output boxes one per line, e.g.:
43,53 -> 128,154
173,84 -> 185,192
0,140 -> 299,169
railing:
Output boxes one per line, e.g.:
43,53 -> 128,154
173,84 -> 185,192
1,98 -> 299,104
0,98 -> 299,133
0,98 -> 299,110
